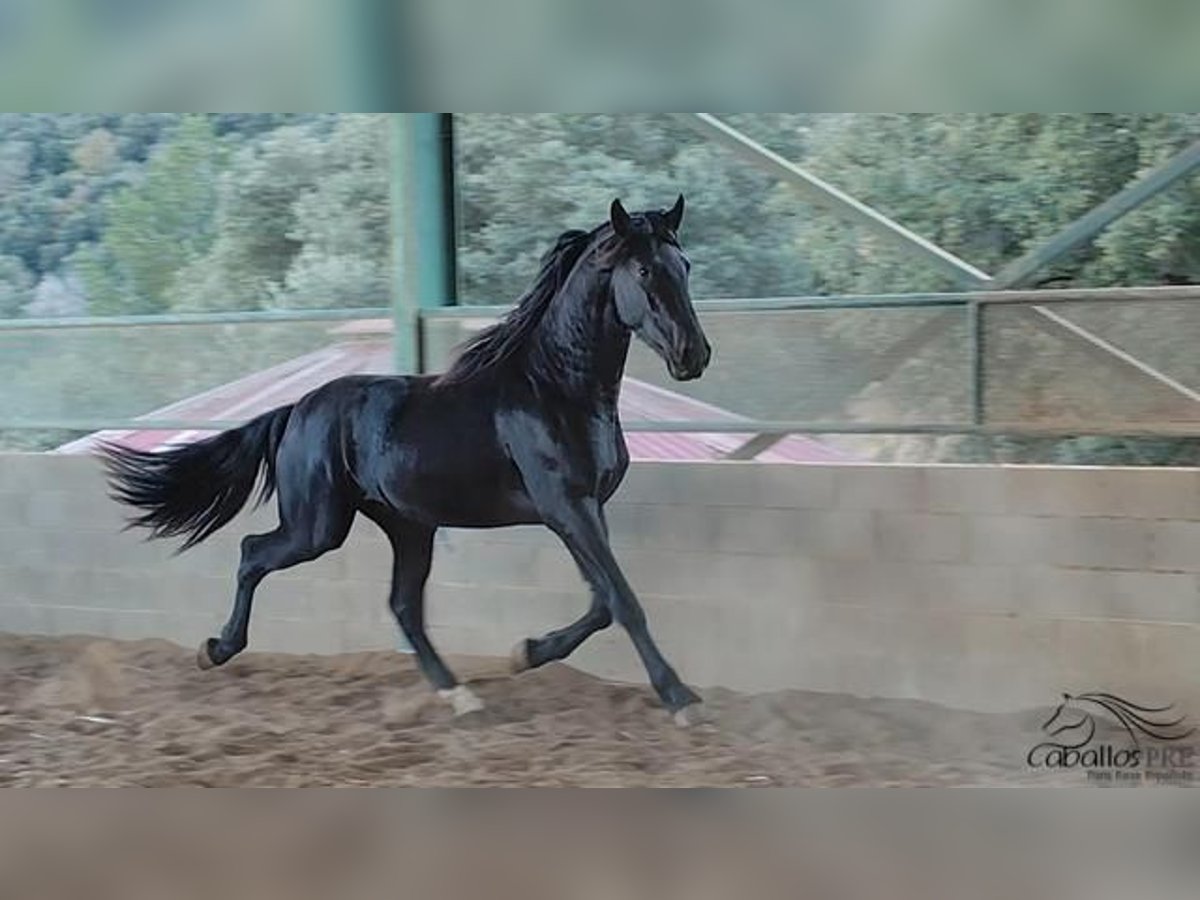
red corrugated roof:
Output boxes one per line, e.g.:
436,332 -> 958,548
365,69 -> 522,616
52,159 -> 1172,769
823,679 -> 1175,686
58,331 -> 853,463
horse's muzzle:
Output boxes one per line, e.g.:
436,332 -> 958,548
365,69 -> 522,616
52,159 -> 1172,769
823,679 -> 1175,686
670,339 -> 712,381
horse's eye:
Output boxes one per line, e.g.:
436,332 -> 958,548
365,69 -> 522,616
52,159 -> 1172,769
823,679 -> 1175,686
637,265 -> 650,279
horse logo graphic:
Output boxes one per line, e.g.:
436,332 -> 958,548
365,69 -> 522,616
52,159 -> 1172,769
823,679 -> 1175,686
1028,692 -> 1194,769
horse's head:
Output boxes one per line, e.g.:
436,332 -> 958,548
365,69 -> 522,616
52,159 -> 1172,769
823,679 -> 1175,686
1041,693 -> 1096,748
608,196 -> 711,381
1041,691 -> 1194,749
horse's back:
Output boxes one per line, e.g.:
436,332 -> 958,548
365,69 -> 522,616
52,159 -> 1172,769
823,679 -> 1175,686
283,373 -> 423,457
293,373 -> 531,526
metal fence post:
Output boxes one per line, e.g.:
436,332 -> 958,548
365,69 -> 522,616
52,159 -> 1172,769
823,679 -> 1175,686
391,113 -> 456,374
968,300 -> 986,427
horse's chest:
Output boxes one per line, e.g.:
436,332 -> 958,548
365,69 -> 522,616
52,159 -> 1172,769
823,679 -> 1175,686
499,402 -> 628,503
588,420 -> 629,500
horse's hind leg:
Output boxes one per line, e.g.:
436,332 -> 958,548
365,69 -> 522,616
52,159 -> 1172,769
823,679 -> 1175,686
382,522 -> 482,716
199,496 -> 353,668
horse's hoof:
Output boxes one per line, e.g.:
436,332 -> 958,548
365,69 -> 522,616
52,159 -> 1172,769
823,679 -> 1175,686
673,702 -> 707,729
439,685 -> 485,717
665,683 -> 702,714
509,639 -> 530,674
196,638 -> 218,671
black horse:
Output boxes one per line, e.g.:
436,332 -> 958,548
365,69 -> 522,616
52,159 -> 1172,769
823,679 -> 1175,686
102,196 -> 711,722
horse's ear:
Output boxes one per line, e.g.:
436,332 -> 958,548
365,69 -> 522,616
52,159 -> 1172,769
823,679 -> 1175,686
664,194 -> 685,232
610,198 -> 631,237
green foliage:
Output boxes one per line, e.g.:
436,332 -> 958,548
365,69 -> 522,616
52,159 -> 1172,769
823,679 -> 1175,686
0,254 -> 34,318
0,113 -> 324,318
0,114 -> 157,284
0,254 -> 35,321
170,115 -> 388,312
454,114 -> 815,304
267,115 -> 391,309
79,116 -> 225,315
6,112 -> 1198,316
792,114 -> 1200,293
166,124 -> 324,312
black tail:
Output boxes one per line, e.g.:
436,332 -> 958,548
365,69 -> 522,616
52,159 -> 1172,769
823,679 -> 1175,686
100,405 -> 294,552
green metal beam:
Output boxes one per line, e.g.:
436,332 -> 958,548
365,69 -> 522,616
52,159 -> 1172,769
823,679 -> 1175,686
9,418 -> 1200,439
420,294 -> 970,318
723,432 -> 788,460
4,286 -> 1197,333
967,301 -> 986,426
674,113 -> 992,290
334,0 -> 406,111
0,308 -> 392,331
392,113 -> 456,374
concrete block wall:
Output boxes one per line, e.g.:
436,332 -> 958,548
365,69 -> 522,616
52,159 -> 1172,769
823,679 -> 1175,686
2,453 -> 1198,712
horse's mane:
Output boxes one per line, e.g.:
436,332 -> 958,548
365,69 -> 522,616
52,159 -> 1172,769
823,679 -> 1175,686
436,225 -> 608,386
437,209 -> 680,386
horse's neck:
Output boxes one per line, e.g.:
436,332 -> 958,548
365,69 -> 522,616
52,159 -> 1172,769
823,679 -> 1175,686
527,264 -> 629,403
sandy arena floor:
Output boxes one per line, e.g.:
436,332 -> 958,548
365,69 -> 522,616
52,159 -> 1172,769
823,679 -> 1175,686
0,634 -> 1076,786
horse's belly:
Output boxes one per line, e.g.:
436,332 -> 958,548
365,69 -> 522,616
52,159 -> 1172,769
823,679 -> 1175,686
369,449 -> 538,528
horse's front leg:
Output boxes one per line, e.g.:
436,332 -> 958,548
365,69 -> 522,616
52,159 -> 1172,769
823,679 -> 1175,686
538,496 -> 701,720
511,551 -> 612,671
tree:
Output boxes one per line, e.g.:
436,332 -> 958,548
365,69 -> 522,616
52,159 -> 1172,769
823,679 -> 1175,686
71,128 -> 120,176
276,116 -> 391,309
168,123 -> 328,311
453,113 -> 816,305
78,115 -> 225,314
0,254 -> 34,317
170,115 -> 390,312
22,273 -> 86,318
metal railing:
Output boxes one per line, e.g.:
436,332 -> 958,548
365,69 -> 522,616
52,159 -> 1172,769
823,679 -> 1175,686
2,286 -> 1199,445
1,307 -> 394,330
423,285 -> 1200,445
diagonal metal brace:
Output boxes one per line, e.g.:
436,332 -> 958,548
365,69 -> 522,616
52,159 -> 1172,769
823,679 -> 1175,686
674,113 -> 992,290
722,432 -> 788,461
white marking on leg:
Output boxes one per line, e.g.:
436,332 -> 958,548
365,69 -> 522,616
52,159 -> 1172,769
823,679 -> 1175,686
438,685 -> 484,716
674,703 -> 707,729
509,640 -> 530,674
